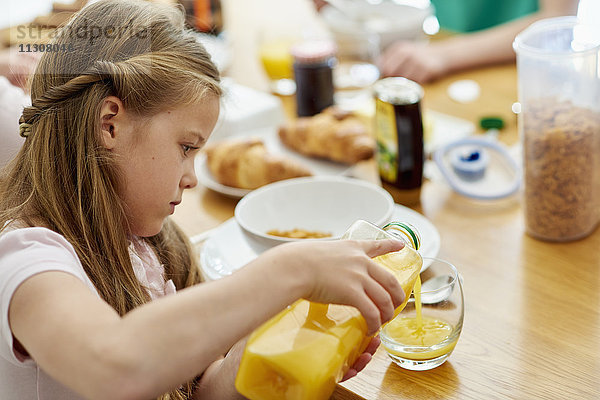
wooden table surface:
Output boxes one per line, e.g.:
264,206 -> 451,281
172,1 -> 600,398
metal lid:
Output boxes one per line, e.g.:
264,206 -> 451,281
291,40 -> 337,64
373,77 -> 424,105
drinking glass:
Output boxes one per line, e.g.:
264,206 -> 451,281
380,257 -> 464,371
257,28 -> 298,96
332,27 -> 381,110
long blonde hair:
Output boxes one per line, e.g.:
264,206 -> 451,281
0,1 -> 222,398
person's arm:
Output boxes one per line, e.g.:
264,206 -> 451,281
9,238 -> 404,400
379,0 -> 579,83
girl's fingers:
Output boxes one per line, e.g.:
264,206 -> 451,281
341,368 -> 358,382
360,239 -> 404,259
352,293 -> 382,335
364,335 -> 381,356
341,337 -> 381,382
362,278 -> 395,325
367,260 -> 404,309
350,353 -> 372,374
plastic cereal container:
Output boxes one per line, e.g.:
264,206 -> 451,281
513,17 -> 600,241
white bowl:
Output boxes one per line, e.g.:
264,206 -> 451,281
321,0 -> 434,54
234,176 -> 394,252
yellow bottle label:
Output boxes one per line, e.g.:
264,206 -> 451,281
375,98 -> 398,183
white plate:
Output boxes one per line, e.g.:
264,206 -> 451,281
196,153 -> 250,198
196,128 -> 354,198
200,203 -> 441,281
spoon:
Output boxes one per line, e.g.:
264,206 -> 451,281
410,274 -> 455,305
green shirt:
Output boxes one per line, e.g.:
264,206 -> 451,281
430,0 -> 539,32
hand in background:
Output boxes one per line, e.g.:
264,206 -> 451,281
378,0 -> 580,84
0,47 -> 41,89
378,41 -> 448,84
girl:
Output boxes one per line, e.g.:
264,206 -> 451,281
0,1 -> 405,399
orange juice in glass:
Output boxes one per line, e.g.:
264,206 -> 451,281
258,36 -> 296,95
381,257 -> 464,370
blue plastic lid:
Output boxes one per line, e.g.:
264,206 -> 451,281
433,137 -> 521,200
449,146 -> 489,181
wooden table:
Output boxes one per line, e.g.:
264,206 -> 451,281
173,1 -> 600,398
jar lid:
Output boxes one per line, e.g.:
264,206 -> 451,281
449,146 -> 489,181
433,137 -> 521,200
291,40 -> 337,64
373,77 -> 424,105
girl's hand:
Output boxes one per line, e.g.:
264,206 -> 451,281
341,335 -> 381,381
378,41 -> 448,84
195,338 -> 248,400
262,239 -> 406,335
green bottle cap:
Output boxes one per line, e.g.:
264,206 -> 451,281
382,222 -> 421,250
479,117 -> 504,130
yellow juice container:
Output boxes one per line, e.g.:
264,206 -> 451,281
235,220 -> 423,400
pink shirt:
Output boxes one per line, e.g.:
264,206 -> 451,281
0,226 -> 175,399
0,76 -> 29,169
129,237 -> 176,300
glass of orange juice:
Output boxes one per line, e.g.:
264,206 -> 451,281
380,257 -> 464,371
257,29 -> 298,96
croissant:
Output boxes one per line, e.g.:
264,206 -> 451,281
204,137 -> 312,189
278,107 -> 376,164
